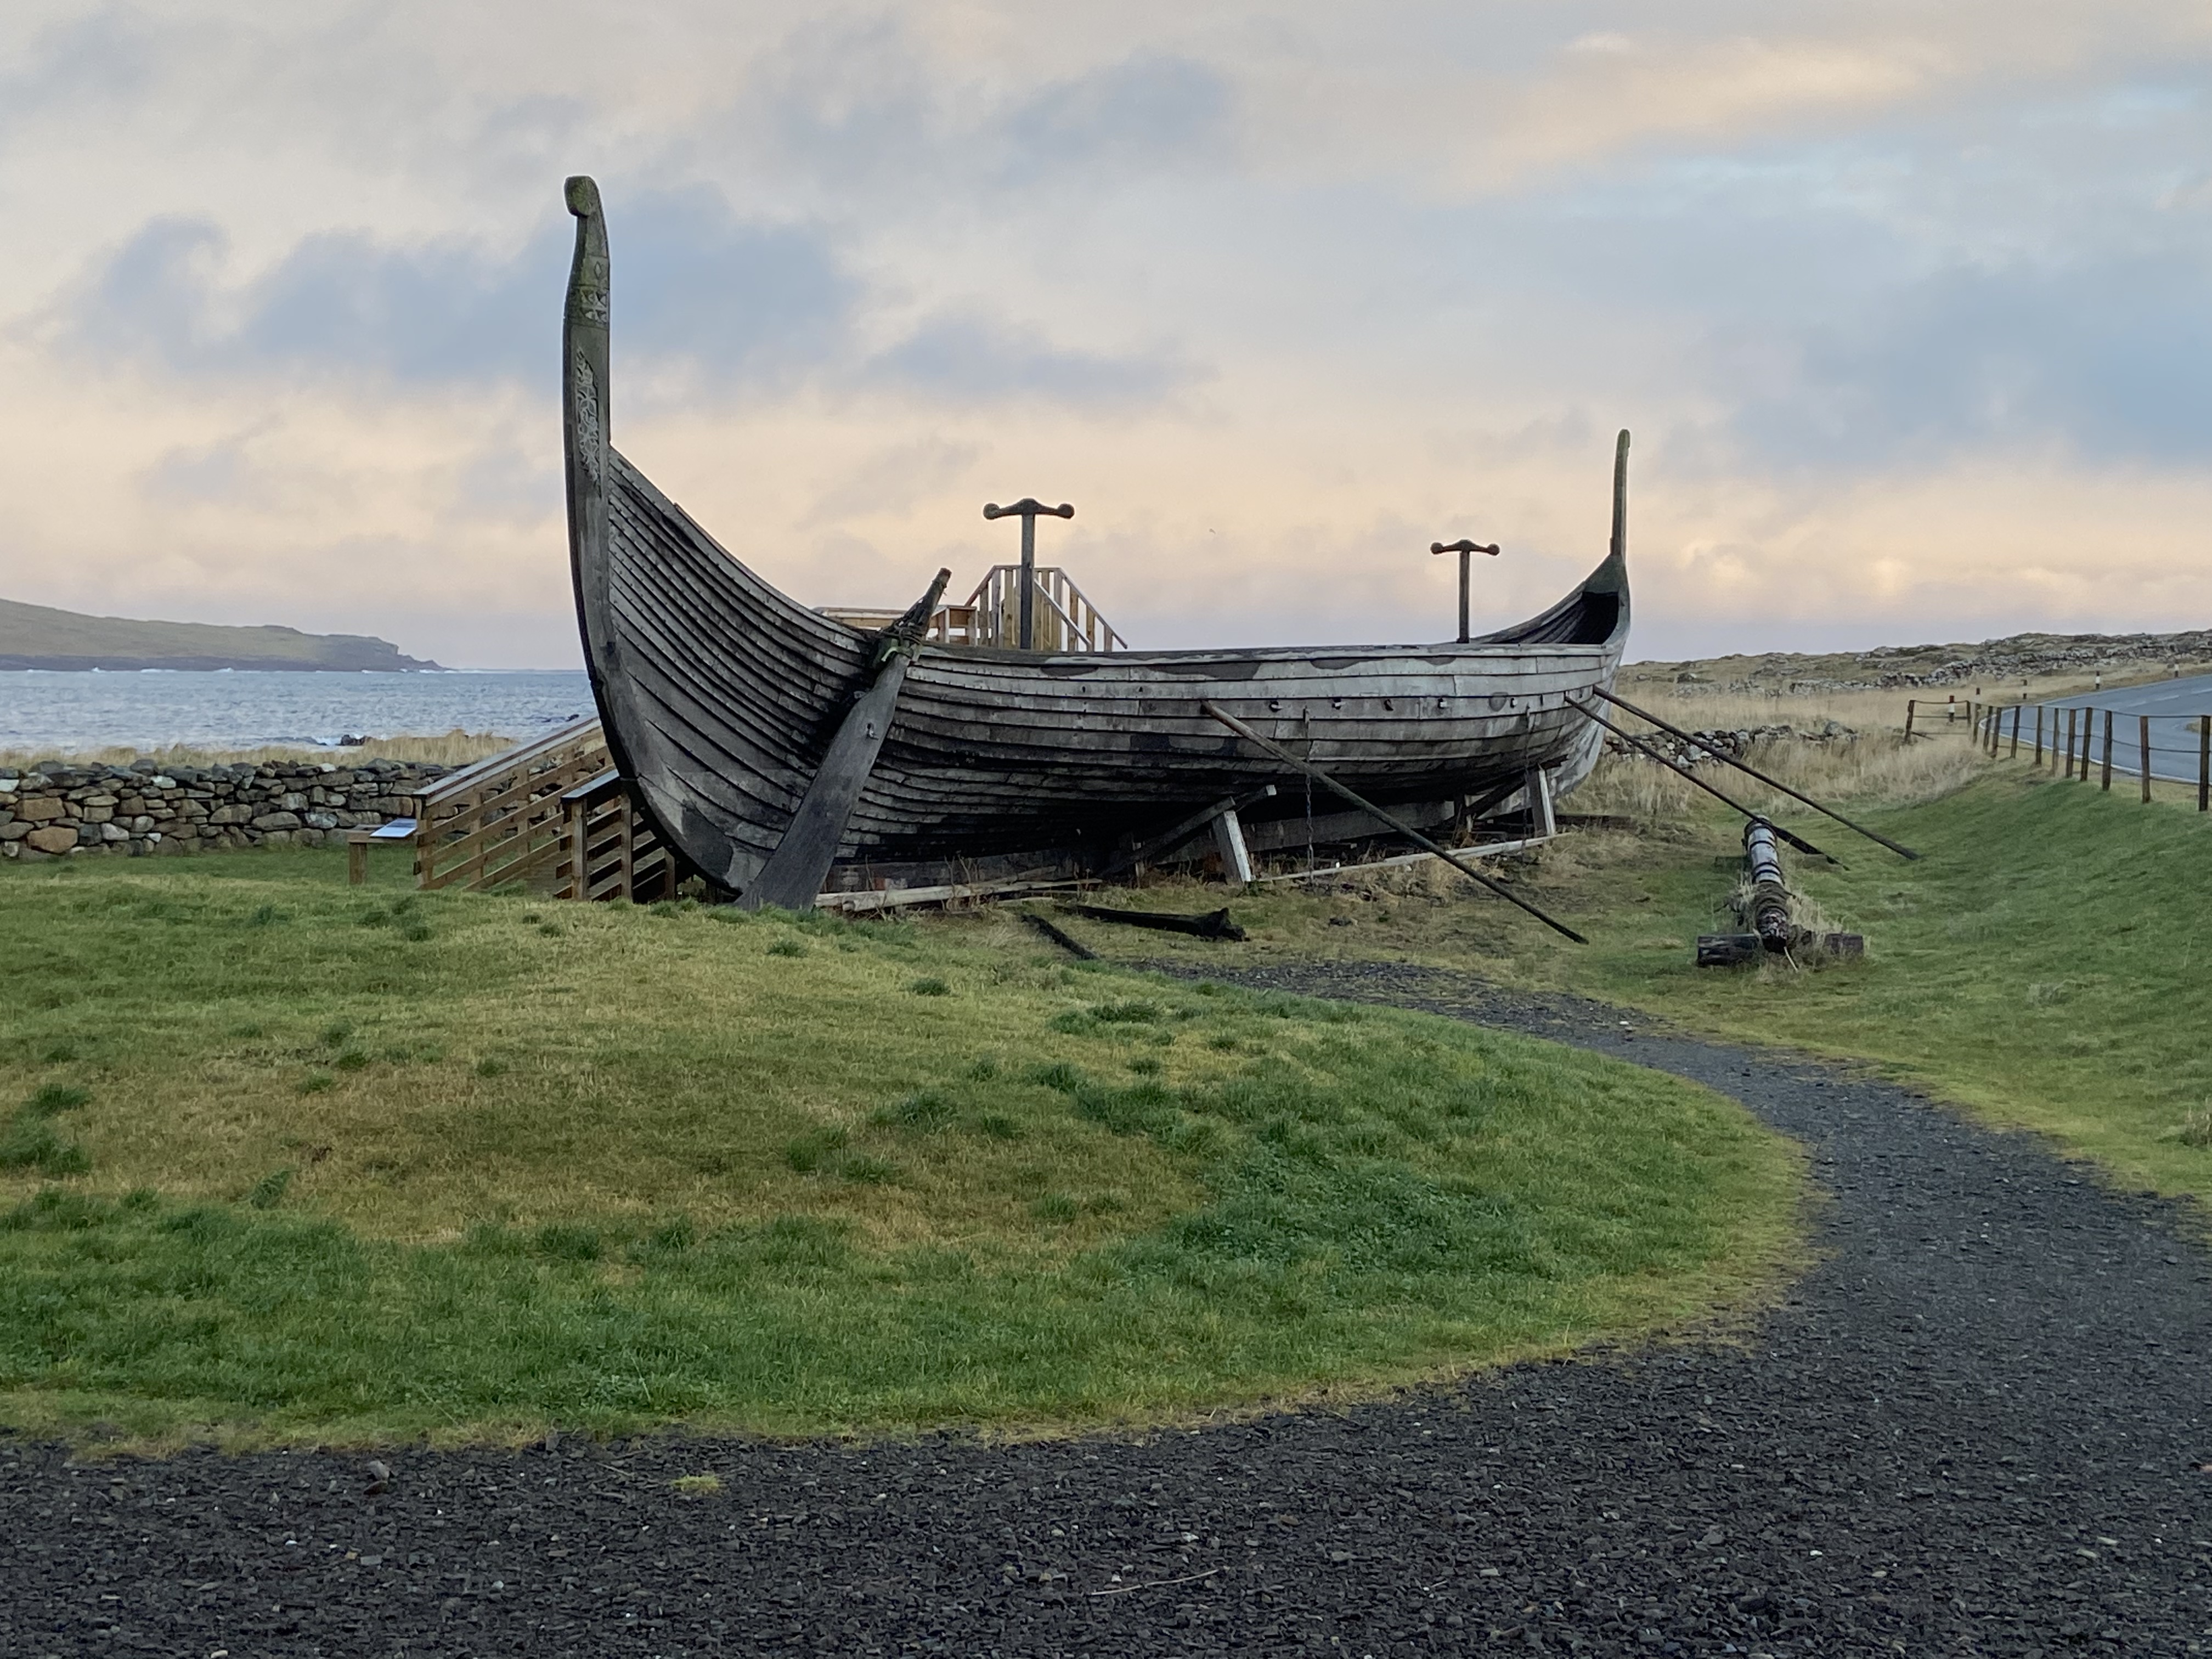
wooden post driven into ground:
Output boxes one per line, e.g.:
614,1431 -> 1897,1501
2202,719 -> 2210,813
2033,704 -> 2044,765
1200,702 -> 1589,943
2141,715 -> 2153,804
982,499 -> 1074,651
2101,709 -> 2114,792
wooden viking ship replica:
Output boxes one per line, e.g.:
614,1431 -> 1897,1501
560,176 -> 1630,908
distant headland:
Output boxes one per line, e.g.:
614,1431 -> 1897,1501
0,597 -> 445,672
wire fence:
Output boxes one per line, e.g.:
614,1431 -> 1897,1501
1906,696 -> 2212,811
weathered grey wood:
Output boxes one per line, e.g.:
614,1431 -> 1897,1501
563,180 -> 1634,883
1430,539 -> 1499,642
1094,785 -> 1279,881
1203,702 -> 1589,944
816,874 -> 1088,913
1590,687 -> 1917,861
1213,811 -> 1252,883
738,569 -> 951,910
1248,835 -> 1553,884
1242,798 -> 1455,853
982,499 -> 1074,650
1523,766 -> 1557,839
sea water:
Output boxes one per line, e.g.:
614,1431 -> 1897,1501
0,669 -> 596,754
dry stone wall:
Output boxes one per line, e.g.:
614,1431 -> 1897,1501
0,758 -> 454,862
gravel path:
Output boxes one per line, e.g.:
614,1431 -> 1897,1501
4,964 -> 2209,1657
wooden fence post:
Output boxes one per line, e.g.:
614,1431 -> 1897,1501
2141,714 -> 2153,803
2200,716 -> 2209,813
1904,699 -> 1916,742
2101,709 -> 2113,792
2063,708 -> 2076,778
2010,704 -> 2022,759
2033,704 -> 2044,766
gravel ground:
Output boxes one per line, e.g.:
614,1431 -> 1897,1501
4,963 -> 2209,1657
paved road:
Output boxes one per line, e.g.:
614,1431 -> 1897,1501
2,969 -> 2208,1657
1986,672 -> 2212,785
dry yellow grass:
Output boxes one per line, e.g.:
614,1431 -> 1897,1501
1615,659 -> 2203,741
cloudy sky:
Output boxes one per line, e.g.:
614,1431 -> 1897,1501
2,1 -> 2208,667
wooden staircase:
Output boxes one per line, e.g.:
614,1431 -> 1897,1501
405,716 -> 670,901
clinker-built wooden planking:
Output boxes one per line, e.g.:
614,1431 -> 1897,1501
561,176 -> 1633,899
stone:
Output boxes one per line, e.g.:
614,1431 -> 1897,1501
0,822 -> 27,842
303,812 -> 338,831
279,792 -> 309,812
99,823 -> 129,842
251,812 -> 302,831
18,798 -> 65,823
207,805 -> 252,826
80,806 -> 114,824
25,825 -> 78,854
129,816 -> 154,833
261,830 -> 292,846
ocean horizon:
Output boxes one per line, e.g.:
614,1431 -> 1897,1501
0,668 -> 595,753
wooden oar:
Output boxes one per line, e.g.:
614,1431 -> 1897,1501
1590,686 -> 1920,861
1201,703 -> 1588,944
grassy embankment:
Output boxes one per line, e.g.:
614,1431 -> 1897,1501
0,851 -> 1799,1447
1065,735 -> 2212,1209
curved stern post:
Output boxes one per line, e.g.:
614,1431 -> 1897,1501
1598,428 -> 1629,597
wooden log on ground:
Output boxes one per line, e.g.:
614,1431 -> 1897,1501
1021,910 -> 1097,960
1058,902 -> 1247,941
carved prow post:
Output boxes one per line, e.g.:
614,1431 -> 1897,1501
562,174 -> 639,792
563,176 -> 612,622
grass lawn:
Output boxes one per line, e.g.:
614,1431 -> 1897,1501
0,849 -> 1799,1448
1065,765 -> 2212,1208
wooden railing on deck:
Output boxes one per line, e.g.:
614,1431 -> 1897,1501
824,569 -> 1123,652
952,566 -> 1124,652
